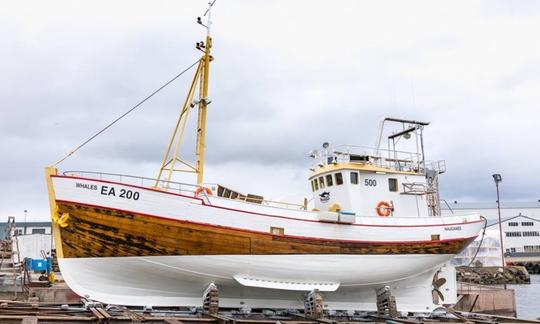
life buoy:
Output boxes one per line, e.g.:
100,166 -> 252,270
194,186 -> 213,198
376,201 -> 392,217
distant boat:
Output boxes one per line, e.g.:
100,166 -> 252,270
45,3 -> 484,312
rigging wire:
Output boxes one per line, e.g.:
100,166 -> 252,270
467,216 -> 488,267
53,59 -> 201,166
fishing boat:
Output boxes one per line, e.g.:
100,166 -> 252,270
44,4 -> 484,312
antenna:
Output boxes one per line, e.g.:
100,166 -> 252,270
197,0 -> 217,37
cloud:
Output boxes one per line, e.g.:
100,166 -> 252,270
1,0 -> 540,221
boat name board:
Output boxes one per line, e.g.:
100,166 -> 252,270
75,182 -> 140,201
444,226 -> 462,231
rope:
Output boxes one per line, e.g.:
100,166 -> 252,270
53,59 -> 201,166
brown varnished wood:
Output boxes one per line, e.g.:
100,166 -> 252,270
56,202 -> 475,258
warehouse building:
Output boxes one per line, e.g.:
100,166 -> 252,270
0,220 -> 52,240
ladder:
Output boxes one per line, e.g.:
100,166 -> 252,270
0,217 -> 23,299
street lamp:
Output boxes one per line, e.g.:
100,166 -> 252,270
492,174 -> 506,290
23,210 -> 28,236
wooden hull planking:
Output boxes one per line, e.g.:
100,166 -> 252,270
57,201 -> 475,258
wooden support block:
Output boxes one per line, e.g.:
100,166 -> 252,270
164,320 -> 185,324
90,307 -> 105,320
202,283 -> 219,315
376,286 -> 398,319
21,317 -> 38,324
96,307 -> 112,319
304,289 -> 324,319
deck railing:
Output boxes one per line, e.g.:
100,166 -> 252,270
62,170 -> 306,210
63,170 -> 199,196
331,145 -> 422,173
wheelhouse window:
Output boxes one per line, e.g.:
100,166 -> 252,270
335,172 -> 343,185
325,174 -> 333,187
522,221 -> 534,226
313,179 -> 319,191
388,178 -> 398,192
311,180 -> 316,192
318,176 -> 325,189
508,222 -> 518,227
350,172 -> 359,184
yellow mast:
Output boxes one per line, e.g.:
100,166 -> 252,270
155,3 -> 214,188
196,35 -> 212,185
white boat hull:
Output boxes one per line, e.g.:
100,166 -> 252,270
60,254 -> 454,312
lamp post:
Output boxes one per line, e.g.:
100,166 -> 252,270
23,209 -> 28,236
492,174 -> 506,290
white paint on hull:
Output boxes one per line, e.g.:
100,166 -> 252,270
60,254 -> 451,312
52,175 -> 484,243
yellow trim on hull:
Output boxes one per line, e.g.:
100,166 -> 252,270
309,163 -> 419,179
45,166 -> 64,258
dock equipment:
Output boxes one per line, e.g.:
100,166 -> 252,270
376,286 -> 398,319
23,255 -> 54,288
0,216 -> 23,299
304,289 -> 324,319
0,298 -> 537,324
202,283 -> 219,315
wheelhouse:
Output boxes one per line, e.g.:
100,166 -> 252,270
308,118 -> 446,218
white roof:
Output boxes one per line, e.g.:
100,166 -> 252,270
485,214 -> 540,227
441,201 -> 540,210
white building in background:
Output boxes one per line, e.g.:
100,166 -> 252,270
445,202 -> 540,267
487,215 -> 540,255
0,221 -> 52,239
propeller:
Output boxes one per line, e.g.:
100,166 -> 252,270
432,271 -> 447,304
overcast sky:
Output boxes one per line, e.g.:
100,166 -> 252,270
1,1 -> 540,221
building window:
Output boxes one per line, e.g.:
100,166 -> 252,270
325,174 -> 333,187
522,222 -> 534,226
335,172 -> 343,185
388,178 -> 398,192
350,172 -> 358,184
313,179 -> 319,191
31,228 -> 46,234
318,176 -> 325,189
523,231 -> 539,237
505,232 -> 522,237
508,222 -> 518,227
524,245 -> 540,253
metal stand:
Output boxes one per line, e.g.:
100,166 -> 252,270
304,289 -> 324,319
202,283 -> 219,315
376,286 -> 398,319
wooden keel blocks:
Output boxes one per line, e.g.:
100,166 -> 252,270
304,289 -> 324,319
202,283 -> 219,315
376,286 -> 398,319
